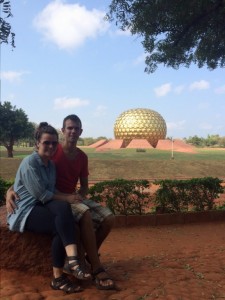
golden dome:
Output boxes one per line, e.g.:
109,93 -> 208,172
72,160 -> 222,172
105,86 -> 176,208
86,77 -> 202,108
114,108 -> 167,147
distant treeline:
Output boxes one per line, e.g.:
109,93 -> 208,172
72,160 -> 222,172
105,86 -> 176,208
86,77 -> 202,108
184,135 -> 225,148
11,135 -> 225,148
14,136 -> 110,148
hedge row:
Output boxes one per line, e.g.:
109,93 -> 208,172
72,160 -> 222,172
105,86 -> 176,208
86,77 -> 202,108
0,177 -> 14,207
153,177 -> 224,213
1,177 -> 224,215
88,177 -> 224,215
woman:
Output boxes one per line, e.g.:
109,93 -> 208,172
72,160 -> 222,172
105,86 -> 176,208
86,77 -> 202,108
7,122 -> 91,294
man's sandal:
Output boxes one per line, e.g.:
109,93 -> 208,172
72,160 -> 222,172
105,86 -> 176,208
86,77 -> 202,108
50,273 -> 83,293
92,267 -> 116,290
63,256 -> 91,280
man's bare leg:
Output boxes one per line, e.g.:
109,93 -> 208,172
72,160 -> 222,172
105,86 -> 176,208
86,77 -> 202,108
95,214 -> 115,250
79,211 -> 115,289
79,210 -> 102,271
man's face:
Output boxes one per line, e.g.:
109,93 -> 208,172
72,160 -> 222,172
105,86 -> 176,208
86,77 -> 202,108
62,119 -> 83,143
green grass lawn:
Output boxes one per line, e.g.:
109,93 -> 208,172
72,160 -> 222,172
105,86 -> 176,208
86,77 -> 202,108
84,147 -> 225,161
0,146 -> 224,181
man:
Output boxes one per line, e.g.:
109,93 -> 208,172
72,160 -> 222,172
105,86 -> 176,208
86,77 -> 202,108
6,114 -> 116,290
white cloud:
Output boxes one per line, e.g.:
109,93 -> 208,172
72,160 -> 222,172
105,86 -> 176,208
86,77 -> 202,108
189,80 -> 210,91
53,97 -> 89,109
33,0 -> 109,51
215,84 -> 225,94
154,83 -> 172,97
0,71 -> 28,82
167,120 -> 186,130
93,105 -> 107,117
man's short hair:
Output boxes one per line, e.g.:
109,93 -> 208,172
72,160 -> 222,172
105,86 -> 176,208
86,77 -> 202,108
62,114 -> 82,129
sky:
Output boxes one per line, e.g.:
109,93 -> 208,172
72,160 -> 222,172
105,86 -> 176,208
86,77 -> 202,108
1,0 -> 225,139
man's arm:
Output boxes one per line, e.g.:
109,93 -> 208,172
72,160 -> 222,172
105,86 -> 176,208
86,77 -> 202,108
5,186 -> 19,214
78,177 -> 88,198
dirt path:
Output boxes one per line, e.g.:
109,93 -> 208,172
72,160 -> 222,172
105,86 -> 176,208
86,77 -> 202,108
2,222 -> 225,300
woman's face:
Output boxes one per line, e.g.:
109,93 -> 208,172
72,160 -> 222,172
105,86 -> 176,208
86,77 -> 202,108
36,133 -> 58,160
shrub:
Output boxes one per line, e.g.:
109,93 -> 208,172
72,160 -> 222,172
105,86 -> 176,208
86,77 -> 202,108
88,178 -> 152,215
153,177 -> 224,213
0,177 -> 14,207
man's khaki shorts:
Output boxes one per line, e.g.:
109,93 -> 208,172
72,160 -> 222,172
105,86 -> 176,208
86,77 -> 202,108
70,199 -> 113,229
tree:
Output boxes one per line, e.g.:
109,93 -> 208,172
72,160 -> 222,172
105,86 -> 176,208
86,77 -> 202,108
107,0 -> 225,73
0,0 -> 15,47
0,101 -> 35,157
205,134 -> 220,147
185,135 -> 204,147
218,136 -> 225,147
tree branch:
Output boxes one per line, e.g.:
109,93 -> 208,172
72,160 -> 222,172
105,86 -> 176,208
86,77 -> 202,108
173,0 -> 224,46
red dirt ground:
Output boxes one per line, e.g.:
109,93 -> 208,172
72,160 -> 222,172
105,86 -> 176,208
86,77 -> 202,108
2,221 -> 225,300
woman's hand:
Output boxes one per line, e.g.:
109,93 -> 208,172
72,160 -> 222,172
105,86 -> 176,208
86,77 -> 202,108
6,189 -> 19,214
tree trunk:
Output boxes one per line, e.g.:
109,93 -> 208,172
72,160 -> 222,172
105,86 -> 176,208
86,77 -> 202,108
5,144 -> 14,158
7,149 -> 13,158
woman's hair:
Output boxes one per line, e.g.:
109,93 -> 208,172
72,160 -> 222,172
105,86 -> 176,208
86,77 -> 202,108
34,122 -> 58,142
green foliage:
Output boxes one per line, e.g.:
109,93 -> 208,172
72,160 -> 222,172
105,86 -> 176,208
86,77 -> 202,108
0,101 -> 35,157
107,0 -> 225,73
88,178 -> 151,215
185,134 -> 225,147
0,177 -> 13,207
216,203 -> 225,211
153,177 -> 224,213
89,177 -> 224,215
0,0 -> 15,47
0,173 -> 224,214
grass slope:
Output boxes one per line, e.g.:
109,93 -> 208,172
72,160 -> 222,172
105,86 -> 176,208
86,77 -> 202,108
0,147 -> 224,181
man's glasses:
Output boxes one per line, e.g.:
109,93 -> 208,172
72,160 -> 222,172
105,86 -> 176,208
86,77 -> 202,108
40,141 -> 58,147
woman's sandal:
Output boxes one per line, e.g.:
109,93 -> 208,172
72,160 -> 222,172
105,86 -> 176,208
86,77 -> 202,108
92,267 -> 116,290
63,256 -> 91,280
50,273 -> 83,293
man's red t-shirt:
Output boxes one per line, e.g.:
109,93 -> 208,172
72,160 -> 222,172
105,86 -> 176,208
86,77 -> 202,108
52,144 -> 89,193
